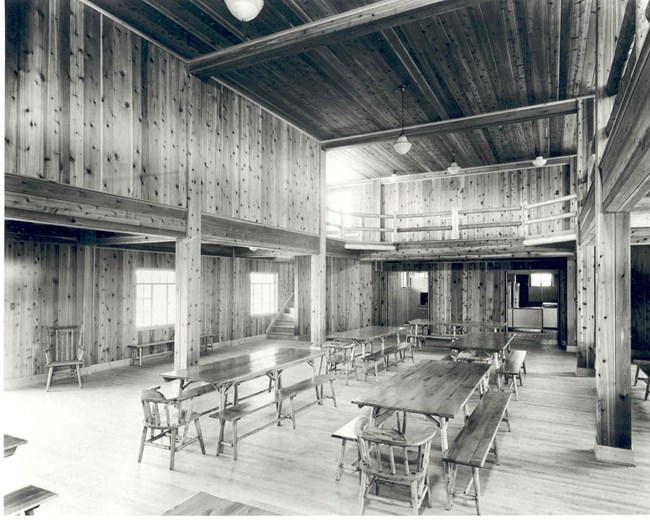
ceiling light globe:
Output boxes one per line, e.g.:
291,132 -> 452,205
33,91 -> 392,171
225,0 -> 264,22
393,134 -> 412,155
532,155 -> 547,167
447,161 -> 460,175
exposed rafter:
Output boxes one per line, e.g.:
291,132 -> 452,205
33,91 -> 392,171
321,98 -> 587,150
189,0 -> 489,77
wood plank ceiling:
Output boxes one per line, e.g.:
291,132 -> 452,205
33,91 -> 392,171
86,0 -> 597,181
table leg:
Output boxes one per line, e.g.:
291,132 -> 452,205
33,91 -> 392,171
439,417 -> 449,454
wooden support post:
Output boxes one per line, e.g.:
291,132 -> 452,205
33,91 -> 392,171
566,258 -> 578,352
311,149 -> 327,348
594,211 -> 633,463
175,94 -> 202,371
593,0 -> 633,465
451,207 -> 459,240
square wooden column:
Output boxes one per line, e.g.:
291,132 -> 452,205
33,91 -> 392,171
311,148 -> 327,347
566,258 -> 577,352
175,97 -> 202,371
594,210 -> 633,464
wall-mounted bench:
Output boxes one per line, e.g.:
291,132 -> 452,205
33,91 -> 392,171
128,339 -> 175,367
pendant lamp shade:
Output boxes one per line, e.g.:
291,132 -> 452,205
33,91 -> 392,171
393,134 -> 412,155
225,0 -> 264,22
393,84 -> 411,155
447,161 -> 460,175
532,155 -> 547,167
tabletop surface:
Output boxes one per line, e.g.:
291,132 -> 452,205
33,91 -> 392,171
448,331 -> 516,352
352,360 -> 490,418
326,325 -> 405,342
162,491 -> 278,516
160,347 -> 323,386
4,434 -> 27,454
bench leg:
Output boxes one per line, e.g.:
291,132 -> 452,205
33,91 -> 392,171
76,365 -> 83,388
45,367 -> 54,392
503,408 -> 511,432
289,397 -> 296,429
634,365 -> 640,386
194,419 -> 206,454
442,461 -> 457,510
645,378 -> 650,401
363,360 -> 369,382
374,360 -> 379,383
330,379 -> 337,407
232,420 -> 238,461
472,467 -> 481,515
335,439 -> 347,481
512,376 -> 519,401
492,435 -> 500,465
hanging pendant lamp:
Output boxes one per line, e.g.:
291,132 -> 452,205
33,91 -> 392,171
532,154 -> 547,167
447,152 -> 460,175
225,0 -> 264,22
393,85 -> 412,155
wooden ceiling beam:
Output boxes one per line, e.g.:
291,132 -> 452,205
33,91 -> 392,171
321,98 -> 586,149
93,235 -> 173,246
189,0 -> 488,77
605,0 -> 636,96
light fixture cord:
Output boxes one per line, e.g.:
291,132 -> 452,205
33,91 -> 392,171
400,85 -> 405,132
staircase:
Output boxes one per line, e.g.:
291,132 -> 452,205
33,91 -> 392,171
267,299 -> 296,340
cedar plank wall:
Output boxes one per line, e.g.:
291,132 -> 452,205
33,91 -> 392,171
294,257 -> 377,337
376,260 -> 568,344
378,165 -> 574,240
632,246 -> 650,352
4,0 -> 319,235
4,238 -> 293,380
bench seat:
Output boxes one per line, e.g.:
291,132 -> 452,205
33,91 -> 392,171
361,343 -> 401,382
442,391 -> 512,515
4,485 -> 58,516
497,350 -> 527,400
211,375 -> 336,460
128,339 -> 175,367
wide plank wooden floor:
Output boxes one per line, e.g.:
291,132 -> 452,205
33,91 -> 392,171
3,333 -> 649,516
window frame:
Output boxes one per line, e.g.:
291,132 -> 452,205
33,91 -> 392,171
135,269 -> 176,330
250,272 -> 278,317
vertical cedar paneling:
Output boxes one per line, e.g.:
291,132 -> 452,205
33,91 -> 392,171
4,237 -> 296,381
295,256 -> 312,337
6,0 -> 319,234
325,258 -> 376,333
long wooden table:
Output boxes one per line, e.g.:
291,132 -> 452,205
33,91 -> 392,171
407,319 -> 509,345
352,360 -> 490,453
162,491 -> 279,516
160,347 -> 324,413
326,325 -> 405,356
447,331 -> 516,367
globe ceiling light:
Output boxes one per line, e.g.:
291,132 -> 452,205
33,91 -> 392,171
225,0 -> 264,22
393,84 -> 412,155
532,155 -> 548,167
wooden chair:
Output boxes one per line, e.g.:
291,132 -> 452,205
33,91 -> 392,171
355,416 -> 436,515
138,383 -> 206,470
44,325 -> 85,392
323,340 -> 358,385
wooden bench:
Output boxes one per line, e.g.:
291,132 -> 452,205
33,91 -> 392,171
497,350 -> 527,401
211,375 -> 336,460
128,339 -> 175,367
361,342 -> 403,382
633,360 -> 650,401
4,485 -> 58,516
442,391 -> 512,515
276,374 -> 337,428
200,334 -> 215,353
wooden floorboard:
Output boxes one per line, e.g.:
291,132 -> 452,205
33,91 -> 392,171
3,334 -> 649,515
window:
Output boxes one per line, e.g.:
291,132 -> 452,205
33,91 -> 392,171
250,272 -> 278,316
136,269 -> 175,328
530,273 -> 553,287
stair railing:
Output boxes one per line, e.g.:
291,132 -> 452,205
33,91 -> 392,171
265,291 -> 295,335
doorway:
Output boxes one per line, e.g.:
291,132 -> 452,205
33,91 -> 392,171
506,270 -> 559,332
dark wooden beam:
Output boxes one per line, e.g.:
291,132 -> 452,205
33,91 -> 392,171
321,99 -> 584,150
201,213 -> 320,253
189,0 -> 488,77
605,0 -> 636,96
93,235 -> 173,246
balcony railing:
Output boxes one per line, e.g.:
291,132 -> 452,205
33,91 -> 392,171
326,194 -> 577,244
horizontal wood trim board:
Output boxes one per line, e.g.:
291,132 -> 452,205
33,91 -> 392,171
189,0 -> 488,76
201,214 -> 320,253
321,100 -> 583,149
